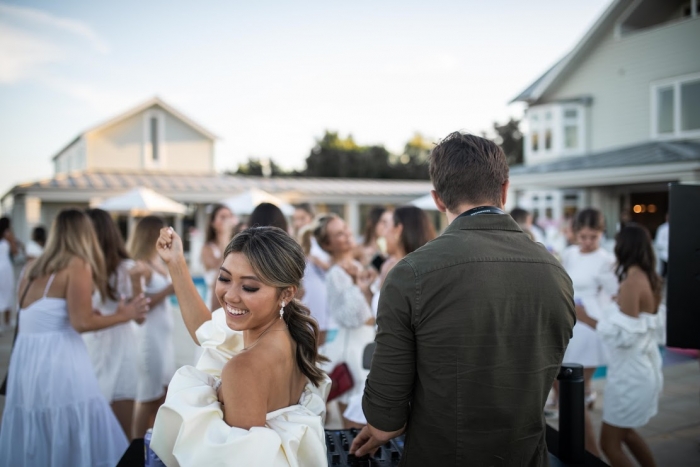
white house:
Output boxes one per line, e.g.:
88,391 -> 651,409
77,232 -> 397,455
2,97 -> 432,246
509,0 -> 700,238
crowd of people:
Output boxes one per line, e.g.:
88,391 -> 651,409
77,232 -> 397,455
0,131 -> 671,466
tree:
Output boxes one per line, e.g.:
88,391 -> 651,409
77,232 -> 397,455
234,157 -> 290,177
492,119 -> 523,166
303,131 -> 392,178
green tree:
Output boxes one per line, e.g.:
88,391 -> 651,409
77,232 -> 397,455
303,131 -> 392,178
234,157 -> 290,177
492,119 -> 523,166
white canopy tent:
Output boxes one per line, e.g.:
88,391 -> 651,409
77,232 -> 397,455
97,187 -> 187,215
222,188 -> 294,216
96,187 -> 188,236
409,193 -> 438,211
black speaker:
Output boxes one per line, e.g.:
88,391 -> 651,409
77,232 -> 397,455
666,183 -> 700,349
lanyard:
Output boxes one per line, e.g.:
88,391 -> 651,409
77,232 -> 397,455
456,206 -> 505,219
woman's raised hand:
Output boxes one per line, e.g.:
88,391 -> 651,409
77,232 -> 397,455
156,227 -> 183,264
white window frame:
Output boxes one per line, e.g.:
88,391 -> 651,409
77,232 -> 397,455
651,72 -> 700,140
143,109 -> 167,169
560,104 -> 585,157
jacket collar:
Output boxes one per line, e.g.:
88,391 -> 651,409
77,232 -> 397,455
445,213 -> 523,233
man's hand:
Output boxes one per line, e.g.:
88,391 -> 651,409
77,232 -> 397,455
349,423 -> 405,458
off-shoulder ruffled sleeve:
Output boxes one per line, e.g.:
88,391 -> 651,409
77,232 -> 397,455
151,309 -> 331,466
597,303 -> 665,350
194,308 -> 245,376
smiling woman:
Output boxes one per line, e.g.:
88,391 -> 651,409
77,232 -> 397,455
150,226 -> 330,467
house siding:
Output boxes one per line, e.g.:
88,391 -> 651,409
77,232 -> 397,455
163,112 -> 214,173
542,17 -> 700,153
86,112 -> 144,170
54,137 -> 86,174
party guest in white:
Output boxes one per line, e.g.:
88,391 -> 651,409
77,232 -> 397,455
575,223 -> 664,467
0,209 -> 149,467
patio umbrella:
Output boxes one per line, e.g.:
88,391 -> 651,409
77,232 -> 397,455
222,188 -> 294,216
97,187 -> 187,216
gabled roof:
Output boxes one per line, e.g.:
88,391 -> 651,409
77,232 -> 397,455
52,96 -> 218,160
510,0 -> 628,104
510,140 -> 700,175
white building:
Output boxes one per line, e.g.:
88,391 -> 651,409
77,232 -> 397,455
2,97 -> 432,245
509,0 -> 700,238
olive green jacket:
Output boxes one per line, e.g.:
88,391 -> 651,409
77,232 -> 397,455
363,213 -> 575,466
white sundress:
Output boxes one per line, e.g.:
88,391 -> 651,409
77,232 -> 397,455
83,259 -> 139,402
0,274 -> 128,466
0,238 -> 14,312
598,303 -> 665,428
150,308 -> 331,467
135,268 -> 175,402
561,246 -> 619,368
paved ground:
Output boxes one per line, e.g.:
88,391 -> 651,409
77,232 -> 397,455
1,313 -> 698,465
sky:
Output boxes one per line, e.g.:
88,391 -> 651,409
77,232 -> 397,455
0,0 -> 612,197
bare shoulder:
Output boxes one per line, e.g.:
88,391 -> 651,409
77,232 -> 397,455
221,347 -> 276,389
67,256 -> 91,273
623,266 -> 651,289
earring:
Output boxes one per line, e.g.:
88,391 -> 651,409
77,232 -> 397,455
279,301 -> 285,319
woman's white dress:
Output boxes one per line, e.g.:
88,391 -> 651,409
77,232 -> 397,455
202,242 -> 222,311
324,264 -> 375,405
135,268 -> 175,402
561,246 -> 618,367
0,238 -> 14,311
598,303 -> 665,428
150,308 -> 331,467
0,274 -> 128,467
83,259 -> 139,402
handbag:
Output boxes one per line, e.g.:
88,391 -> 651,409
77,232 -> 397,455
0,279 -> 32,396
327,330 -> 354,402
328,362 -> 354,402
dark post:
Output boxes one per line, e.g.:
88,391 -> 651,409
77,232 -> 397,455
558,363 -> 585,464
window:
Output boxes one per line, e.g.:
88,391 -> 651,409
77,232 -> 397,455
143,110 -> 166,168
652,74 -> 700,138
563,108 -> 580,148
526,104 -> 585,162
150,117 -> 159,161
680,80 -> 700,131
544,129 -> 552,150
531,132 -> 539,151
657,87 -> 674,134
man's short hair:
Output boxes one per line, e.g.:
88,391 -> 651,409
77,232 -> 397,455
429,132 -> 509,211
293,203 -> 314,216
510,207 -> 530,225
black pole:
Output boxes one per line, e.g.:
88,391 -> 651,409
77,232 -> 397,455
558,363 -> 585,464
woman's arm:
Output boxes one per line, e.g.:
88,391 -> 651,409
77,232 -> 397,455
220,353 -> 270,429
616,277 -> 641,319
157,227 -> 212,344
67,259 -> 149,332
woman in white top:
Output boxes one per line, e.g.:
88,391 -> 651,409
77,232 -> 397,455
0,217 -> 18,332
150,226 -> 329,467
0,209 -> 148,466
128,216 -> 176,439
559,208 -> 618,456
201,204 -> 236,311
575,223 -> 663,467
314,213 -> 376,427
84,208 -> 146,438
25,225 -> 46,260
344,206 -> 436,425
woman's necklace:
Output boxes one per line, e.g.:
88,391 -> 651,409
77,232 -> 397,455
243,323 -> 288,351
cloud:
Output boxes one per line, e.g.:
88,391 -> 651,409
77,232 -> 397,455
0,3 -> 108,53
0,2 -> 108,84
0,24 -> 63,84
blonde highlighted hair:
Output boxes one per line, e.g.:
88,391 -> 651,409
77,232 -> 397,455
27,209 -> 108,300
127,216 -> 166,261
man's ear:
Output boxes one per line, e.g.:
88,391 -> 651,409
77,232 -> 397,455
501,180 -> 510,208
431,190 -> 447,213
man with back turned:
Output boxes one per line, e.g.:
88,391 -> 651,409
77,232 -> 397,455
351,132 -> 575,466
